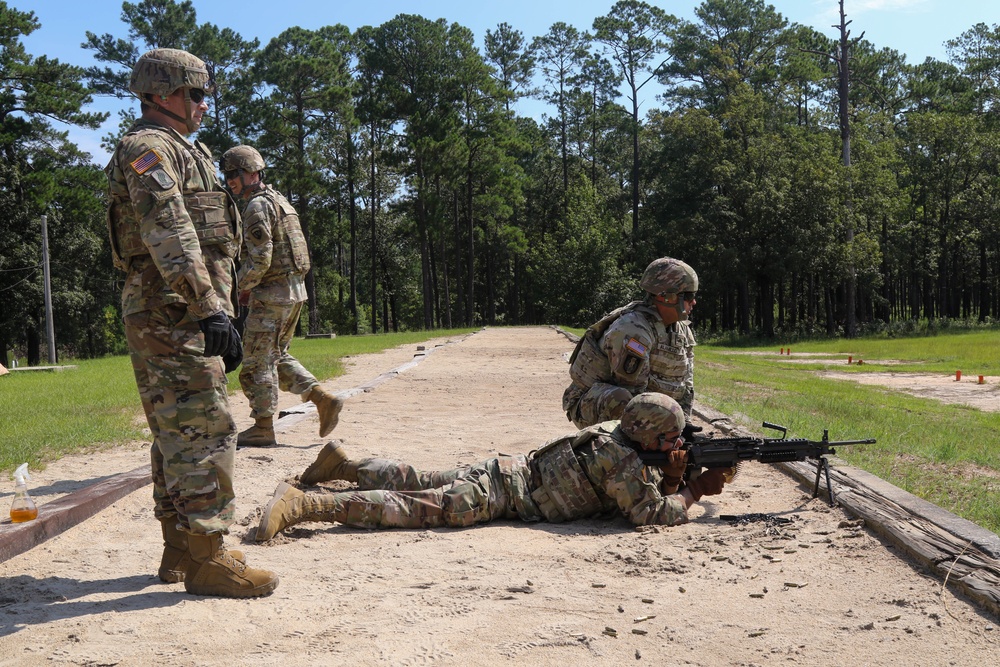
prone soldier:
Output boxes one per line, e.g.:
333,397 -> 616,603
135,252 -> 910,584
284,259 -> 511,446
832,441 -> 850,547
255,393 -> 730,539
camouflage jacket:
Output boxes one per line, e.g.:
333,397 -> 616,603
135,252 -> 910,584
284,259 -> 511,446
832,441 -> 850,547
528,422 -> 688,526
237,184 -> 311,304
106,119 -> 240,319
568,301 -> 696,414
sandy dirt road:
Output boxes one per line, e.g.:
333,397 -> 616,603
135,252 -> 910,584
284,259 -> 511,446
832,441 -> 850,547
0,326 -> 996,666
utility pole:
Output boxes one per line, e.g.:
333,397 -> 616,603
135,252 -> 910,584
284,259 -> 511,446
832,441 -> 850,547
40,214 -> 57,364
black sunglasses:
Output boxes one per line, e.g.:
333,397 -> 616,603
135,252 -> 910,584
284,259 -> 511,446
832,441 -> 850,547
680,292 -> 697,302
223,169 -> 240,181
189,88 -> 206,104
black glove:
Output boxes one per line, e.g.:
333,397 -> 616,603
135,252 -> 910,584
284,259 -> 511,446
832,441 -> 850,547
197,311 -> 231,357
222,319 -> 243,373
682,423 -> 704,442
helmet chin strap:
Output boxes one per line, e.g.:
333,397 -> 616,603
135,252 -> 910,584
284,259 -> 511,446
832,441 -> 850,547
146,91 -> 199,134
241,174 -> 264,196
653,294 -> 689,322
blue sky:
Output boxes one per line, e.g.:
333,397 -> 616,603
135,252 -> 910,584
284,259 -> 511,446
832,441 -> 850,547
19,0 -> 1000,163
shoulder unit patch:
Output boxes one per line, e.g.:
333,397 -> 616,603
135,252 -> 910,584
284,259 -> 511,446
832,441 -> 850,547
130,149 -> 162,175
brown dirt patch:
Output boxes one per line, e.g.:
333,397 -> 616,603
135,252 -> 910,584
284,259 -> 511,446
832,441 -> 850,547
821,371 -> 1000,412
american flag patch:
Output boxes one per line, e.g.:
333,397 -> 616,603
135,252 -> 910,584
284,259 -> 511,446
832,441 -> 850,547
130,149 -> 162,175
626,338 -> 648,357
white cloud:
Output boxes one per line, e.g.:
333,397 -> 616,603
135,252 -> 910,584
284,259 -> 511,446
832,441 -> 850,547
808,0 -> 933,30
851,0 -> 932,12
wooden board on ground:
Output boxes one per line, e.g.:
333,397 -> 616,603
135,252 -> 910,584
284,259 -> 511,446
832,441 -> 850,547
695,403 -> 1000,617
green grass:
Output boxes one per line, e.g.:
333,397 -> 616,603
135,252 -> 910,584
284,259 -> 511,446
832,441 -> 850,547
0,328 -> 476,477
721,329 -> 1000,374
698,333 -> 1000,534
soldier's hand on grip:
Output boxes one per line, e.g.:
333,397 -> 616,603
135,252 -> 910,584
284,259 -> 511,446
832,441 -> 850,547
661,448 -> 688,494
197,311 -> 231,357
685,467 -> 729,501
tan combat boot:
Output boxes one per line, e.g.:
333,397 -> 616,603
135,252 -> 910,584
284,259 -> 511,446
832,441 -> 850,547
158,518 -> 192,583
184,532 -> 278,598
237,416 -> 276,447
158,518 -> 245,583
305,386 -> 343,437
256,482 -> 344,541
299,441 -> 359,485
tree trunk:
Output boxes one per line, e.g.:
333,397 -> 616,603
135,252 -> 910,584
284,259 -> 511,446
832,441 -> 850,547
979,241 -> 990,322
350,131 -> 360,334
27,324 -> 40,366
453,195 -> 465,322
466,161 -> 475,326
416,158 -> 433,329
737,280 -> 750,335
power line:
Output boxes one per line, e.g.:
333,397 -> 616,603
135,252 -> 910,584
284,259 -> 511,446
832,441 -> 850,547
0,268 -> 39,292
0,263 -> 43,272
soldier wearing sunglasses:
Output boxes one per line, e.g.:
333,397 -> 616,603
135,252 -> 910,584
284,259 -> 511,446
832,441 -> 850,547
105,49 -> 277,599
563,257 -> 700,442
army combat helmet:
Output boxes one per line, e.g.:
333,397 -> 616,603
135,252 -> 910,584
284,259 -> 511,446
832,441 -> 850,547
129,48 -> 215,133
640,257 -> 698,296
620,393 -> 686,451
640,257 -> 698,321
220,145 -> 265,176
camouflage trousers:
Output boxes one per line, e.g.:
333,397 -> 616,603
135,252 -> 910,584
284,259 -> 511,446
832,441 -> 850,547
564,381 -> 692,429
328,455 -> 544,529
563,381 -> 635,429
124,303 -> 237,534
239,299 -> 318,419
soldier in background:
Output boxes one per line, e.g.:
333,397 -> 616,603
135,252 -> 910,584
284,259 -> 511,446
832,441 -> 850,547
563,257 -> 700,437
106,49 -> 277,598
219,146 -> 343,448
254,393 -> 730,540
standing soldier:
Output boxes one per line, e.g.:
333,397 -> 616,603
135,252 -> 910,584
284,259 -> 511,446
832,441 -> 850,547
219,145 -> 343,448
106,49 -> 277,598
563,257 -> 700,436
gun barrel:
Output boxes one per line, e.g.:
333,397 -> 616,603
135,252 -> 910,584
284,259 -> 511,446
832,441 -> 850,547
828,438 -> 877,446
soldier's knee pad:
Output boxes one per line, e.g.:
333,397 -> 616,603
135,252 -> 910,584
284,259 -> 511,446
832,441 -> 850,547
600,386 -> 634,420
580,384 -> 633,424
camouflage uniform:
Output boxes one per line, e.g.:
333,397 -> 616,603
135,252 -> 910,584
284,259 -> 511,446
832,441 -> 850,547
563,258 -> 698,428
236,183 -> 315,419
277,424 -> 687,532
107,115 -> 240,534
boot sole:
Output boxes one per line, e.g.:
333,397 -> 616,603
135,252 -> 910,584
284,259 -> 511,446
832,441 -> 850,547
185,577 -> 279,598
299,442 -> 345,485
257,482 -> 294,542
159,569 -> 185,583
317,398 -> 344,438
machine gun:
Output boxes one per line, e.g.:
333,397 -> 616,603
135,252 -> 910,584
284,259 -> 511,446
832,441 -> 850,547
633,422 -> 876,505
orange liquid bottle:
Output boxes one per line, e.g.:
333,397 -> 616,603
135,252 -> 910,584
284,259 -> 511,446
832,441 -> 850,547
10,504 -> 38,523
9,463 -> 37,523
